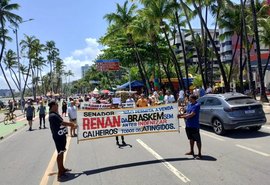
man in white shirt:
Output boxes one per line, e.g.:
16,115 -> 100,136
125,95 -> 135,108
206,86 -> 212,94
164,90 -> 175,104
67,101 -> 77,137
178,89 -> 185,106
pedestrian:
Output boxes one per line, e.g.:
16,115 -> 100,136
164,90 -> 175,104
26,102 -> 35,131
136,94 -> 148,107
178,89 -> 185,106
67,101 -> 77,137
111,103 -> 127,146
62,101 -> 67,117
8,100 -> 15,118
48,101 -> 77,181
179,94 -> 202,159
37,101 -> 46,129
199,87 -> 205,97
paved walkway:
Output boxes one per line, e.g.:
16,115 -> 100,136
0,105 -> 39,139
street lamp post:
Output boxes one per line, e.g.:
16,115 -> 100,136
10,19 -> 34,112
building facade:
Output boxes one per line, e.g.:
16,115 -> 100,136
81,64 -> 90,78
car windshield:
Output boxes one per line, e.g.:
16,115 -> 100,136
226,97 -> 257,105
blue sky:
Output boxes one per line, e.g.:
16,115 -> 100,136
2,0 -> 240,90
2,0 -> 129,89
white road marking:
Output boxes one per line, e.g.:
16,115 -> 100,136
201,131 -> 226,141
137,139 -> 191,183
236,144 -> 270,157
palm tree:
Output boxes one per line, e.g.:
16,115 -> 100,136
191,0 -> 229,92
172,0 -> 190,89
250,0 -> 268,102
20,35 -> 38,100
3,49 -> 20,90
0,0 -> 21,100
259,17 -> 270,78
103,1 -> 152,94
54,58 -> 65,93
45,40 -> 59,93
130,15 -> 176,94
180,0 -> 206,89
139,0 -> 185,94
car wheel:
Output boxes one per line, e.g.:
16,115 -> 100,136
212,118 -> 225,135
249,126 -> 261,131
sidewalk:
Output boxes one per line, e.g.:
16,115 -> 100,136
0,105 -> 38,140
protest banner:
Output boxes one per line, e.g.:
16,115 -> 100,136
80,102 -> 111,110
77,103 -> 179,142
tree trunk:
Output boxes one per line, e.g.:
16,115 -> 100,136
239,25 -> 244,93
241,0 -> 256,98
174,0 -> 189,90
263,53 -> 270,77
22,59 -> 32,100
250,0 -> 268,101
192,0 -> 230,92
229,35 -> 239,86
180,0 -> 206,89
0,19 -> 15,101
161,23 -> 185,91
153,42 -> 175,94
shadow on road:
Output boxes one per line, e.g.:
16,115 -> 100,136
57,172 -> 81,182
200,125 -> 270,139
83,157 -> 217,176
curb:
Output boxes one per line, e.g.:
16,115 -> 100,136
0,123 -> 27,141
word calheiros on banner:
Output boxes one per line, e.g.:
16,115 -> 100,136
77,103 -> 179,142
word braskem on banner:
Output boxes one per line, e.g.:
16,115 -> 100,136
77,103 -> 179,142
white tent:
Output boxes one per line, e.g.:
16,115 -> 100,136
92,88 -> 99,95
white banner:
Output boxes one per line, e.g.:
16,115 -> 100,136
77,103 -> 179,142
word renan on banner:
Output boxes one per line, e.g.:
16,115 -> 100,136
77,103 -> 179,142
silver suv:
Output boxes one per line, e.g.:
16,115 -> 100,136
197,93 -> 267,135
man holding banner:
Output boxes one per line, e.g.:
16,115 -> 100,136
179,94 -> 202,159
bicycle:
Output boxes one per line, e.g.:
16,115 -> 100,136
4,112 -> 17,125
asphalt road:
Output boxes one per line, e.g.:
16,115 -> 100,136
0,115 -> 270,185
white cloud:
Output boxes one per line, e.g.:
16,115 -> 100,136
64,37 -> 102,82
71,37 -> 102,61
0,37 -> 102,89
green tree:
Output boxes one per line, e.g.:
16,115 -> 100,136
0,0 -> 21,100
20,35 -> 38,101
250,0 -> 268,102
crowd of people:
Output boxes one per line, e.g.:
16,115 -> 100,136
1,86 -> 211,181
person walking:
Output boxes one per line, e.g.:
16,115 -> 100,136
48,101 -> 77,181
179,94 -> 202,159
62,101 -> 67,117
26,102 -> 35,131
111,103 -> 127,146
37,102 -> 46,129
67,101 -> 77,137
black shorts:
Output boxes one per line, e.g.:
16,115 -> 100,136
53,136 -> 67,154
27,116 -> 33,121
185,127 -> 201,143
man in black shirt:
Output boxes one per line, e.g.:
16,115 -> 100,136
48,101 -> 77,181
